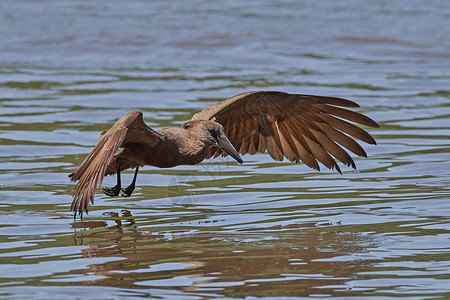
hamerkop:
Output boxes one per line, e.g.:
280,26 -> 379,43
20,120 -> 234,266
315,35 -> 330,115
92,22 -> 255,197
69,91 -> 379,217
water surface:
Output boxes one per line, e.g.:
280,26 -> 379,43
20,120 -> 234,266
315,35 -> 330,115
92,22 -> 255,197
0,0 -> 449,299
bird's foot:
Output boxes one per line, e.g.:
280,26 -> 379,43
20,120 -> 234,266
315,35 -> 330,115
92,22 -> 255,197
121,184 -> 135,198
102,185 -> 121,197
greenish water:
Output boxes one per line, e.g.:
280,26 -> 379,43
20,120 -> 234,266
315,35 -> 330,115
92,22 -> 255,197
1,0 -> 449,299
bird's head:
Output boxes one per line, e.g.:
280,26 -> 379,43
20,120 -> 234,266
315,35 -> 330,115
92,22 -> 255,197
182,120 -> 243,164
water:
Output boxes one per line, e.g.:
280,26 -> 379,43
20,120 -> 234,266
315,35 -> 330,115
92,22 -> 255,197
1,0 -> 449,299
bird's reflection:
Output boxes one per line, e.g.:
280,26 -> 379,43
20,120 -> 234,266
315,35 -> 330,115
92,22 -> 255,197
72,216 -> 374,297
72,209 -> 135,230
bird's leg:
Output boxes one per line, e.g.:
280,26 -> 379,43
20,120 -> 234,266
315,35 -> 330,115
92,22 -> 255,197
102,161 -> 122,197
121,167 -> 139,198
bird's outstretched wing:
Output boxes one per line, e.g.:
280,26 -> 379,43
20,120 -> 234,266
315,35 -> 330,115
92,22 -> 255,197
69,111 -> 163,216
191,91 -> 379,172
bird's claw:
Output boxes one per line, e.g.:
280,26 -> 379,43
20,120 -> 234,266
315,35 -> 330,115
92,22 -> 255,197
121,185 -> 135,198
102,185 -> 121,197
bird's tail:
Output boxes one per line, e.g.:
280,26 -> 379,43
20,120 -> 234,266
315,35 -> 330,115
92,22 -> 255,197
69,128 -> 128,216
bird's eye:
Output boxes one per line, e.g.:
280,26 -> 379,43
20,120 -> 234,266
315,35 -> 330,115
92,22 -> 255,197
209,129 -> 218,140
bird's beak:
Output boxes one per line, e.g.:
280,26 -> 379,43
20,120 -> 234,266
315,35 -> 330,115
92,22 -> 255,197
217,135 -> 243,164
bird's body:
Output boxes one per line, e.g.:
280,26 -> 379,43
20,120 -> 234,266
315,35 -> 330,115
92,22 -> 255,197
105,119 -> 224,171
69,91 -> 379,217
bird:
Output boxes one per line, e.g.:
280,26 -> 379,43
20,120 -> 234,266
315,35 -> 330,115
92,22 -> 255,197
69,91 -> 379,218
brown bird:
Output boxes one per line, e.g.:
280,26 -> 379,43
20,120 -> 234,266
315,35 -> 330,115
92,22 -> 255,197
69,91 -> 379,217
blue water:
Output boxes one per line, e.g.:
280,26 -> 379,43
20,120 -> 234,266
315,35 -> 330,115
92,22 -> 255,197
0,0 -> 449,299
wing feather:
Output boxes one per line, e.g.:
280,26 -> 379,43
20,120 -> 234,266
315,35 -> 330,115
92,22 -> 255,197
311,129 -> 356,168
320,114 -> 377,145
69,111 -> 162,216
247,114 -> 259,155
304,136 -> 341,174
267,115 -> 284,161
292,135 -> 320,170
192,91 -> 378,172
316,122 -> 368,157
321,104 -> 379,128
276,120 -> 300,162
